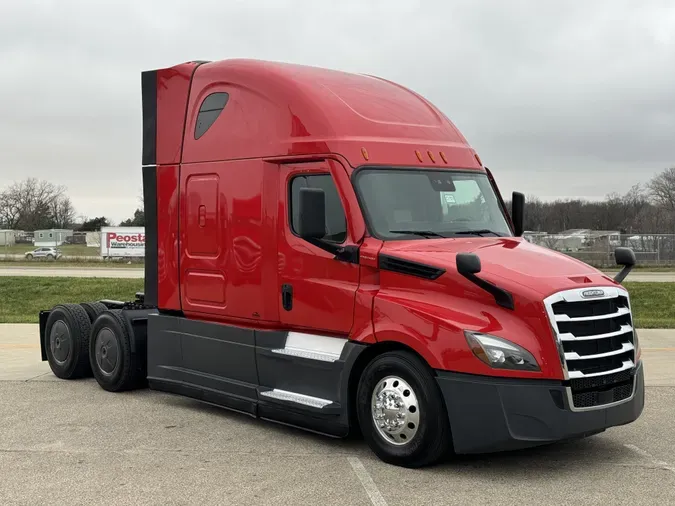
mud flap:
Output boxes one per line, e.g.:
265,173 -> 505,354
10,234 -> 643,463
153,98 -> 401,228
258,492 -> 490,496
38,310 -> 50,361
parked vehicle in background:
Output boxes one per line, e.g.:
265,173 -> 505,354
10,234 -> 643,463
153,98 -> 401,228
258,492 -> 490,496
25,247 -> 62,260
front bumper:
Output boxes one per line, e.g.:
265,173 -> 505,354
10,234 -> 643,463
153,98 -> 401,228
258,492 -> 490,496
436,360 -> 645,454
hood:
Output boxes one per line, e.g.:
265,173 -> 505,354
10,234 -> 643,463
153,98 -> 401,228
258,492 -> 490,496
380,236 -> 618,297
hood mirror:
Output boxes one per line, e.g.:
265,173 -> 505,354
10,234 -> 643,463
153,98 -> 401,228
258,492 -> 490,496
456,253 -> 514,310
456,252 -> 482,275
613,247 -> 636,283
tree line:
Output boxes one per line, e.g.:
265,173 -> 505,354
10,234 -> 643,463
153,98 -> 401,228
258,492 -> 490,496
0,177 -> 144,231
1,167 -> 673,234
504,167 -> 675,234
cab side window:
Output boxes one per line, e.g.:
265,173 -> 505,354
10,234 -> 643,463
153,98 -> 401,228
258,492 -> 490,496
290,174 -> 347,243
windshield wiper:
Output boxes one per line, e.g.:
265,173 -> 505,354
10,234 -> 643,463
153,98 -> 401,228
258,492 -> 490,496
453,229 -> 501,237
389,230 -> 446,238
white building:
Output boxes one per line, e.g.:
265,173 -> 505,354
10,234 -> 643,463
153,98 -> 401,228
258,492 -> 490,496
85,231 -> 101,248
34,229 -> 73,247
0,230 -> 16,246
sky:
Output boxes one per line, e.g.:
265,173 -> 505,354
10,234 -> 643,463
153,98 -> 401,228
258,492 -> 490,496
0,0 -> 674,224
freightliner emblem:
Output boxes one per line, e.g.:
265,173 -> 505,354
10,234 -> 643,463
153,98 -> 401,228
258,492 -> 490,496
581,289 -> 605,298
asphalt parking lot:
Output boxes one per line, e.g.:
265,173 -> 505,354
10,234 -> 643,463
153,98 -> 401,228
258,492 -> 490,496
2,325 -> 674,506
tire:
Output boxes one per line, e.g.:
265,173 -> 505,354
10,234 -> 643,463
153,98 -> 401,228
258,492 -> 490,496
89,310 -> 145,392
356,350 -> 452,468
47,254 -> 54,260
25,254 -> 33,260
44,304 -> 93,379
80,301 -> 108,323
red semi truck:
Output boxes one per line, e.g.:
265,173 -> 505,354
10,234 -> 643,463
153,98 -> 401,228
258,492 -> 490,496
39,58 -> 644,468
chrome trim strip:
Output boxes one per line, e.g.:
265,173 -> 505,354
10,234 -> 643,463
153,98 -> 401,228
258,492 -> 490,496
565,342 -> 634,361
544,286 -> 639,410
271,348 -> 339,362
558,324 -> 633,342
259,389 -> 332,408
543,286 -> 634,382
546,286 -> 626,303
567,360 -> 634,379
566,370 -> 638,413
554,306 -> 630,322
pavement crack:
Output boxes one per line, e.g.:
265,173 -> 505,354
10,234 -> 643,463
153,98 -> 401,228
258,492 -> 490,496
614,462 -> 675,473
0,447 -> 362,458
624,444 -> 675,475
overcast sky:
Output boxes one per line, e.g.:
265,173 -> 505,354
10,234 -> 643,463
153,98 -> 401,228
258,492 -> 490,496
1,0 -> 674,223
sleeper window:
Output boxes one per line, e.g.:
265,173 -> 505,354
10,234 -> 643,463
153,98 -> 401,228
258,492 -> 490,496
290,174 -> 347,243
194,92 -> 230,139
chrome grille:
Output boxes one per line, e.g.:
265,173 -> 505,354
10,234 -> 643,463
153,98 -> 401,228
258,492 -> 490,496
544,286 -> 637,410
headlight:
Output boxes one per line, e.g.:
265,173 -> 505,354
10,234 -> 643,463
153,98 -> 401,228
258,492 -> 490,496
464,331 -> 540,371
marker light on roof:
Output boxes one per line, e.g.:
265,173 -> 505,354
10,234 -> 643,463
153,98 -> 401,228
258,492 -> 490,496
361,147 -> 369,161
439,151 -> 448,164
427,150 -> 435,163
415,150 -> 424,162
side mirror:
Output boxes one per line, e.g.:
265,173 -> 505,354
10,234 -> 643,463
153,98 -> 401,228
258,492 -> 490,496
613,247 -> 636,283
456,253 -> 482,275
297,187 -> 326,239
511,191 -> 525,237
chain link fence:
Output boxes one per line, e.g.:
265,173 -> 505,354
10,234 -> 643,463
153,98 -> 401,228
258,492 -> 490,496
2,229 -> 674,267
0,229 -> 143,263
524,232 -> 675,267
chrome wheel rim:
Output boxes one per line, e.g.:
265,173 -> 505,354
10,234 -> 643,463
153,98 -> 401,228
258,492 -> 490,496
371,375 -> 420,446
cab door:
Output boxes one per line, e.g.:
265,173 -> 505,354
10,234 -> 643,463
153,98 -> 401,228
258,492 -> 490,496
277,161 -> 360,335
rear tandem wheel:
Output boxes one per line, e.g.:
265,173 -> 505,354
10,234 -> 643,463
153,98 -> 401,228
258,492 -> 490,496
80,301 -> 109,323
44,303 -> 93,379
89,310 -> 146,392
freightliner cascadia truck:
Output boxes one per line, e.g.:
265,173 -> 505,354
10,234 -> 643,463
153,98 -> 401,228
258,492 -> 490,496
38,58 -> 644,468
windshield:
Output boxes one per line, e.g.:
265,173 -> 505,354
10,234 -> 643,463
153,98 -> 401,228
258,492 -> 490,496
353,168 -> 512,239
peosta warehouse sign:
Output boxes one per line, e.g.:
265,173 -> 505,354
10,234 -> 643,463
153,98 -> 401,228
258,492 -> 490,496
101,227 -> 145,257
106,232 -> 145,249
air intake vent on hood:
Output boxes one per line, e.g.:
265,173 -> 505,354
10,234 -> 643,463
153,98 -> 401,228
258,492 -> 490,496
379,254 -> 445,280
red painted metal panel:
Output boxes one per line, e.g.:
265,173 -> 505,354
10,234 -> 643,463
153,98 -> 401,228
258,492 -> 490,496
156,165 -> 180,310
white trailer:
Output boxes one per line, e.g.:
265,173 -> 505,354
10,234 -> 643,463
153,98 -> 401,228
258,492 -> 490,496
100,227 -> 145,258
0,230 -> 17,246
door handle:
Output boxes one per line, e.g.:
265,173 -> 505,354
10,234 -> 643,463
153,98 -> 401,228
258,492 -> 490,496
282,284 -> 293,311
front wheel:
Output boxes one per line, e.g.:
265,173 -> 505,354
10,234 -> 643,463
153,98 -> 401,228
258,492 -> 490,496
25,254 -> 33,260
356,350 -> 452,468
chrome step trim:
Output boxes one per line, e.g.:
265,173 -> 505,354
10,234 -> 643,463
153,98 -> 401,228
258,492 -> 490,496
567,360 -> 634,379
565,342 -> 634,361
559,324 -> 633,342
555,306 -> 630,322
259,389 -> 332,408
271,348 -> 340,362
270,332 -> 347,363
